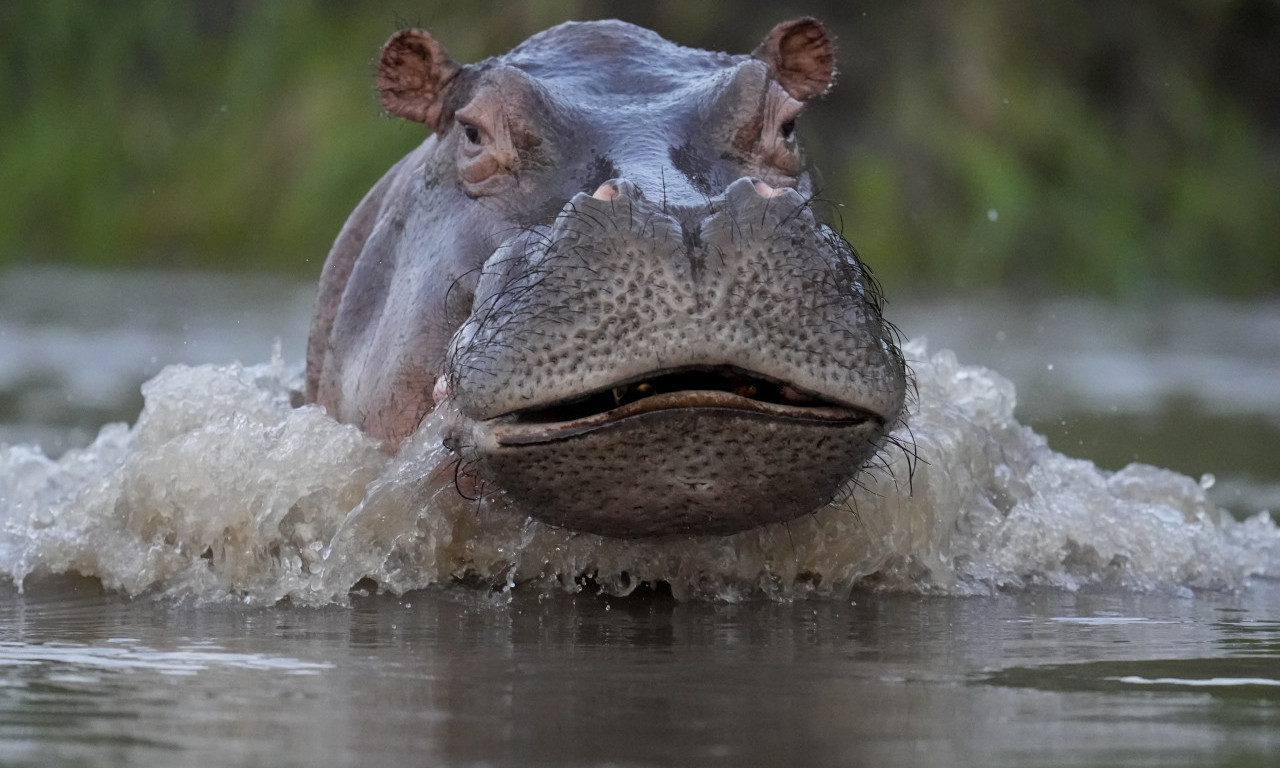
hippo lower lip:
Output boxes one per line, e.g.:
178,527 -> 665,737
490,367 -> 878,446
462,365 -> 892,536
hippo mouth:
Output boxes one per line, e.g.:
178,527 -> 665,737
487,366 -> 879,447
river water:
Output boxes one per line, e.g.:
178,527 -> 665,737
1,267 -> 1278,766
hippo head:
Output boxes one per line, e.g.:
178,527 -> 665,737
306,19 -> 907,538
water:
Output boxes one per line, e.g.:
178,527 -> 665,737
1,583 -> 1278,767
1,267 -> 1279,766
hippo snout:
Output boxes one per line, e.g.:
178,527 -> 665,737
448,176 -> 898,423
441,175 -> 904,537
306,18 -> 907,538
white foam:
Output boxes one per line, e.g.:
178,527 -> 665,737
1,341 -> 1277,604
0,640 -> 333,676
1109,677 -> 1280,688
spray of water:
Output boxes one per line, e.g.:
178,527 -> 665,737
1,340 -> 1277,604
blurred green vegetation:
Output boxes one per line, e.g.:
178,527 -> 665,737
1,0 -> 1277,295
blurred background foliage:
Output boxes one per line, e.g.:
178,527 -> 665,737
1,0 -> 1277,296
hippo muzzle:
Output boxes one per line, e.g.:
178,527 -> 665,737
442,177 -> 902,536
306,19 -> 907,538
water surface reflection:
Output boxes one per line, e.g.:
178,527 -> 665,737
1,582 -> 1278,767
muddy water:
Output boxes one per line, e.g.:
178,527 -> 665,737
1,267 -> 1278,766
2,581 -> 1278,767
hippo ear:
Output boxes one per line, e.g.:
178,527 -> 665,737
376,29 -> 461,130
753,18 -> 835,101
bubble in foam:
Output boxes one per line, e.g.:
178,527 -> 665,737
1,341 -> 1277,603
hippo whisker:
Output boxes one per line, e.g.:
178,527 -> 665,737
862,411 -> 921,493
449,455 -> 484,503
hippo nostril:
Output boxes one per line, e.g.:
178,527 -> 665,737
753,180 -> 786,199
591,182 -> 620,201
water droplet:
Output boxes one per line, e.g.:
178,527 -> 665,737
1199,473 -> 1216,490
987,208 -> 999,222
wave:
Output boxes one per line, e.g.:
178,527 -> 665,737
2,340 -> 1276,603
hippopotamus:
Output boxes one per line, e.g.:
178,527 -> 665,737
305,18 -> 907,538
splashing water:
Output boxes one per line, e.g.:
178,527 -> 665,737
1,340 -> 1276,604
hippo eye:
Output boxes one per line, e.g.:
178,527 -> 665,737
779,118 -> 797,142
460,120 -> 481,145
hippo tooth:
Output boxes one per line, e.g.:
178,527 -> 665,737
592,182 -> 620,201
779,385 -> 813,405
432,377 -> 450,406
753,180 -> 786,198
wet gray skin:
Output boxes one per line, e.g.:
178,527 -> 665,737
306,19 -> 907,537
